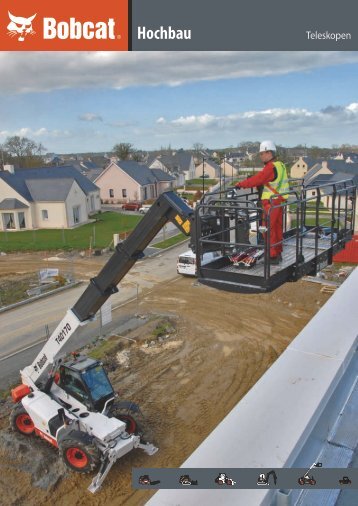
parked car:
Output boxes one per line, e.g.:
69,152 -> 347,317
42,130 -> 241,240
139,204 -> 152,214
121,202 -> 142,211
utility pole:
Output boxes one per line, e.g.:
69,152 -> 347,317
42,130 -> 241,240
202,157 -> 205,194
223,155 -> 226,190
219,159 -> 222,194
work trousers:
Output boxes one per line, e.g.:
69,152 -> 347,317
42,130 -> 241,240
262,198 -> 284,258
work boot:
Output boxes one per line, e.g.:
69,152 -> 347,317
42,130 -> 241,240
270,254 -> 282,265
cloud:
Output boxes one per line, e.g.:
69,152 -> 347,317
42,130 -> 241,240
79,112 -> 103,122
155,103 -> 358,144
0,127 -> 71,140
1,52 -> 358,94
320,105 -> 344,114
172,114 -> 216,127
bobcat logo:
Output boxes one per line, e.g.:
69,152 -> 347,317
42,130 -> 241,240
7,12 -> 37,42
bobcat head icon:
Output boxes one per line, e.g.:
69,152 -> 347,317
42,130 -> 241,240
7,12 -> 37,42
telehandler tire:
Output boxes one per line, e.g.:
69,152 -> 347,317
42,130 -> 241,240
59,433 -> 100,473
10,403 -> 35,435
115,413 -> 142,435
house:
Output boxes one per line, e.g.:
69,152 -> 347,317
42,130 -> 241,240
303,160 -> 358,231
195,159 -> 221,179
0,165 -> 100,231
304,159 -> 358,182
70,159 -> 104,182
332,152 -> 358,163
44,155 -> 64,166
192,149 -> 212,165
290,156 -> 320,179
147,150 -> 195,184
344,153 -> 358,164
94,161 -> 175,204
226,152 -> 246,164
220,159 -> 238,177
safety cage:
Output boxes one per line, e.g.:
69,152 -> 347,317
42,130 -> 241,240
191,179 -> 356,293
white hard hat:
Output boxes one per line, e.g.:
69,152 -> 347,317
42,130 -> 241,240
259,140 -> 276,153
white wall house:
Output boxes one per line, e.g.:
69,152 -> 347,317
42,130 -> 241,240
0,165 -> 100,230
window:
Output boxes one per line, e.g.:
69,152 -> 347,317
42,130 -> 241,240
42,209 -> 48,220
82,366 -> 113,402
59,367 -> 90,404
109,189 -> 114,198
122,189 -> 127,198
2,213 -> 15,229
73,206 -> 80,224
179,255 -> 195,265
90,195 -> 95,211
18,212 -> 26,229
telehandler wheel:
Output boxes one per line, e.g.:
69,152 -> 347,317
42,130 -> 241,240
59,435 -> 100,473
116,413 -> 141,435
10,403 -> 35,435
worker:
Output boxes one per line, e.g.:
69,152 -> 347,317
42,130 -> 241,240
235,140 -> 289,264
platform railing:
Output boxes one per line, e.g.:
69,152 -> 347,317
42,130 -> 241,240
302,178 -> 356,254
195,179 -> 355,283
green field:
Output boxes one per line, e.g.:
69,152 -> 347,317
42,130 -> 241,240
0,212 -> 142,252
291,217 -> 333,227
154,233 -> 188,249
186,178 -> 217,185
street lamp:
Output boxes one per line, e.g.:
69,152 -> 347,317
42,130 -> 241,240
223,155 -> 226,190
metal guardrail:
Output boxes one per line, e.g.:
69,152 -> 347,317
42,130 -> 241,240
192,179 -> 356,292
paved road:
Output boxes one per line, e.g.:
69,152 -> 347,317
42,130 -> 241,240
0,241 -> 190,388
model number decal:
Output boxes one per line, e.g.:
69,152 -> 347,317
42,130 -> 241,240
55,323 -> 72,345
33,353 -> 48,373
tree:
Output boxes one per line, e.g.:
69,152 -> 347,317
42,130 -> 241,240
2,136 -> 46,168
132,151 -> 143,162
192,142 -> 204,154
112,142 -> 134,160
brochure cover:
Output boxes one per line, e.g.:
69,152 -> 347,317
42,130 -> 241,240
0,1 -> 357,505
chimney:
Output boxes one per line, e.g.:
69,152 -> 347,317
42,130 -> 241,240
3,164 -> 15,174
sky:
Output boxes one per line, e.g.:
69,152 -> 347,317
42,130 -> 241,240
0,51 -> 358,154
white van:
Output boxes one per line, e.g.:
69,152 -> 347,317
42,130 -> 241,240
177,249 -> 221,276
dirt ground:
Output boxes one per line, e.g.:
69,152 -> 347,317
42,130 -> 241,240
0,251 -> 106,281
0,247 -> 336,506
